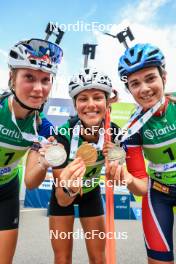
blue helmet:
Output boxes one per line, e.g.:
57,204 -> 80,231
118,43 -> 165,78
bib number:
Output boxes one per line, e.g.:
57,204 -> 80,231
163,148 -> 175,161
4,152 -> 15,166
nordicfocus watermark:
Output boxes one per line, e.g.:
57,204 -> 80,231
50,125 -> 120,137
50,21 -> 115,32
50,228 -> 128,240
52,178 -> 127,189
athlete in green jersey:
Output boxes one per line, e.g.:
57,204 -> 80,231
0,37 -> 62,263
107,43 -> 176,264
27,67 -> 119,264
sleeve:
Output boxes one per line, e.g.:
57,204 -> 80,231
30,116 -> 53,151
38,117 -> 53,138
125,132 -> 148,179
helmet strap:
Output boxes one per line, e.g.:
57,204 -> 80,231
10,88 -> 44,112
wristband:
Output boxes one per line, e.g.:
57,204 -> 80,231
30,142 -> 41,151
62,186 -> 81,197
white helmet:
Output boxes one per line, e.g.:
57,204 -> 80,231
8,38 -> 63,76
69,68 -> 112,99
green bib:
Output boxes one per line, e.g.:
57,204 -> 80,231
142,101 -> 176,184
0,98 -> 36,184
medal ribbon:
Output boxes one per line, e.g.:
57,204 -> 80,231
105,108 -> 116,264
115,97 -> 165,143
10,95 -> 48,143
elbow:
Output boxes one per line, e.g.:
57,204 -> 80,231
24,177 -> 30,189
141,188 -> 148,196
24,177 -> 37,190
25,182 -> 33,190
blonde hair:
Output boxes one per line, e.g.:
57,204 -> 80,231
9,69 -> 18,91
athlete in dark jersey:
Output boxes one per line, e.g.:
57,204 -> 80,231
49,68 -> 119,264
26,68 -> 119,264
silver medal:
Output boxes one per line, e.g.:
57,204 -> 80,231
107,145 -> 126,165
45,144 -> 67,167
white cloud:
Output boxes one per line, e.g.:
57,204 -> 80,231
50,57 -> 70,99
0,0 -> 175,103
0,49 -> 8,60
121,0 -> 170,24
92,0 -> 176,102
81,5 -> 98,20
0,49 -> 9,93
0,68 -> 9,94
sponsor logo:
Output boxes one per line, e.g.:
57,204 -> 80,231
164,163 -> 176,171
0,124 -> 21,139
0,167 -> 11,176
153,181 -> 169,194
120,196 -> 128,203
144,124 -> 176,139
144,129 -> 154,139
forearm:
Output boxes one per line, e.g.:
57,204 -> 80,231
127,175 -> 148,196
25,164 -> 48,189
25,151 -> 49,189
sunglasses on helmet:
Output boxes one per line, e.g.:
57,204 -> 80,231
17,38 -> 63,64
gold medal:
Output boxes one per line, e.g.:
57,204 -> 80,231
76,142 -> 97,166
45,144 -> 67,167
108,145 -> 126,165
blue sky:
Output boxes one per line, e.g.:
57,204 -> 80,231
0,0 -> 176,101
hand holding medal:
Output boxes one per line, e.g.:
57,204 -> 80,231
59,157 -> 86,197
38,137 -> 67,167
107,144 -> 126,165
44,142 -> 67,167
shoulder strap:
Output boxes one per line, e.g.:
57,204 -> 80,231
0,92 -> 11,103
68,115 -> 79,139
